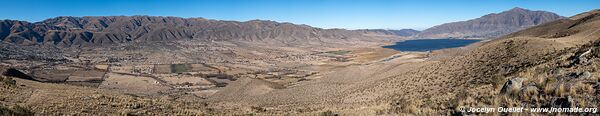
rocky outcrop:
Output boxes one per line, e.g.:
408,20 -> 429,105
551,96 -> 574,108
500,77 -> 523,94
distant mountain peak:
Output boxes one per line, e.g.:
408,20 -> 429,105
508,7 -> 528,12
415,7 -> 564,39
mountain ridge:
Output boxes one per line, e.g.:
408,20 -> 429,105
0,16 -> 371,46
414,7 -> 565,39
354,29 -> 420,37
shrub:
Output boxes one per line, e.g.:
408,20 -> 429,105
570,82 -> 595,95
393,98 -> 423,114
0,76 -> 16,86
555,83 -> 567,97
492,76 -> 505,90
320,110 -> 337,116
0,105 -> 34,116
520,86 -> 539,102
534,76 -> 546,89
543,77 -> 558,95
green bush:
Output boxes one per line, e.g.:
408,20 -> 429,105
170,64 -> 190,73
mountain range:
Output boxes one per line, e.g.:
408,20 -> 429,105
414,7 -> 565,39
0,16 -> 368,46
0,7 -> 568,47
354,29 -> 420,37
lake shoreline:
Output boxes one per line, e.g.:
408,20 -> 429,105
382,38 -> 481,52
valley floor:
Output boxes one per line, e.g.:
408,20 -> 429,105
0,40 -> 436,115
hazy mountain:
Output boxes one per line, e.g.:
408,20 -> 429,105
354,29 -> 420,37
415,7 -> 564,39
0,16 -> 366,46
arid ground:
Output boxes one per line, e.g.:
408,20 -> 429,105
1,8 -> 600,115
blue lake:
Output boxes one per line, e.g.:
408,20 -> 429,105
383,39 -> 481,52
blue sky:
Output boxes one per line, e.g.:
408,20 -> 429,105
1,0 -> 598,30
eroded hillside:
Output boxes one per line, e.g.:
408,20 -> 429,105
415,7 -> 564,39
